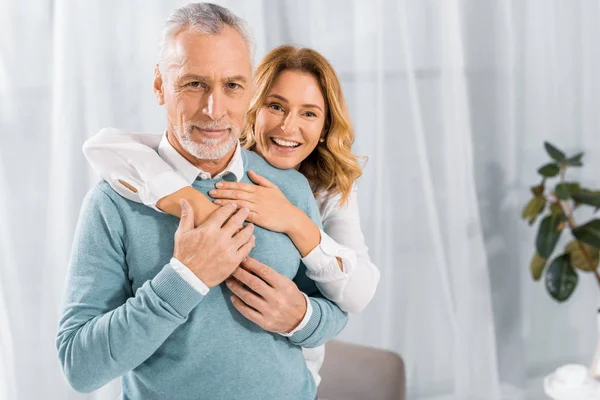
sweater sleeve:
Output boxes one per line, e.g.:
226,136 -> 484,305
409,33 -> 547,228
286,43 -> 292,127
301,186 -> 380,313
56,186 -> 205,393
288,190 -> 349,348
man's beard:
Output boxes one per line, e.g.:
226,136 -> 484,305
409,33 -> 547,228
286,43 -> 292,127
176,120 -> 239,160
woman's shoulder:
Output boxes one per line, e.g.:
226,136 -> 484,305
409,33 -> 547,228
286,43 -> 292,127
316,182 -> 359,221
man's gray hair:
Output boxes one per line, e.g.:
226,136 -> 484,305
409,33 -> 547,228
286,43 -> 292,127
158,2 -> 255,70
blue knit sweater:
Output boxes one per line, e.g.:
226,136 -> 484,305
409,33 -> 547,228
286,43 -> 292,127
56,149 -> 348,400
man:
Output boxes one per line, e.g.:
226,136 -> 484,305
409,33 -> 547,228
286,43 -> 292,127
56,3 -> 348,400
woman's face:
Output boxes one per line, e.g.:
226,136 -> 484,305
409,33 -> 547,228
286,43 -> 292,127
254,70 -> 327,170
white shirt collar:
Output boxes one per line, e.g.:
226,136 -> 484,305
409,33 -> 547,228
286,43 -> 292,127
157,133 -> 244,184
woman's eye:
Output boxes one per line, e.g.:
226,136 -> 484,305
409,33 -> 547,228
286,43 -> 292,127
269,103 -> 283,112
304,111 -> 317,118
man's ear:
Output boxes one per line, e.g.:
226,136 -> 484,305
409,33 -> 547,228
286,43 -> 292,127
153,64 -> 165,105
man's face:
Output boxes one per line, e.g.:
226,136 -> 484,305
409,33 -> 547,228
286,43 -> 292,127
155,26 -> 253,160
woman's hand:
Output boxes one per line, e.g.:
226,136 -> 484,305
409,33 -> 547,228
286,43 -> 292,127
208,170 -> 299,233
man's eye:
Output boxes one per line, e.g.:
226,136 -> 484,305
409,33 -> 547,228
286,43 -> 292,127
188,81 -> 202,88
227,83 -> 241,90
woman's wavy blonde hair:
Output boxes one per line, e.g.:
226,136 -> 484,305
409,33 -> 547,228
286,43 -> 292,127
241,45 -> 364,206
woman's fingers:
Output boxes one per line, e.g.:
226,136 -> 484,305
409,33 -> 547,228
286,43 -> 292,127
209,189 -> 253,201
248,170 -> 275,188
214,181 -> 257,192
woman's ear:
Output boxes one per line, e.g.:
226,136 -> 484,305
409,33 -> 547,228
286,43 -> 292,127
319,128 -> 328,143
153,65 -> 165,105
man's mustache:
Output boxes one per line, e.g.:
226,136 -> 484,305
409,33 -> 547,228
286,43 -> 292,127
185,121 -> 232,131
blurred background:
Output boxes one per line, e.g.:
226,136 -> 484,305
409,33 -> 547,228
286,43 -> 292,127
2,0 -> 600,399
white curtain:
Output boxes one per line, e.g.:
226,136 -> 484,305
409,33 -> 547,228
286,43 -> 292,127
2,1 -> 599,399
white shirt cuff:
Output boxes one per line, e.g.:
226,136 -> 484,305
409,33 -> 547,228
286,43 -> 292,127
138,171 -> 190,212
301,229 -> 356,282
278,293 -> 312,337
169,257 -> 210,295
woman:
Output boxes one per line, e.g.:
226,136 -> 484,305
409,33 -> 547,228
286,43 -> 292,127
83,45 -> 379,387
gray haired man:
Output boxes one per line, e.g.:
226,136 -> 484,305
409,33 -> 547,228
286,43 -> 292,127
56,3 -> 347,400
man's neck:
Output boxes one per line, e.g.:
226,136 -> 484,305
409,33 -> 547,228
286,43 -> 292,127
166,130 -> 235,177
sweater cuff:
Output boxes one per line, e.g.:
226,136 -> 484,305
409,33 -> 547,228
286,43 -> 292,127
150,264 -> 205,316
301,229 -> 355,282
278,293 -> 312,337
169,257 -> 210,295
286,297 -> 323,343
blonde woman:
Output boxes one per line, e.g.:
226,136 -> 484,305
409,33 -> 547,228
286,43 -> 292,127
83,45 -> 380,386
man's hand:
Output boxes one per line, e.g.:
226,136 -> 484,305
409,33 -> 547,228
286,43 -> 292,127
174,199 -> 255,288
225,257 -> 307,334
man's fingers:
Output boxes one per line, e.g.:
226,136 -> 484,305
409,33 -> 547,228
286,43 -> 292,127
240,257 -> 279,287
204,202 -> 240,227
222,207 -> 250,234
226,279 -> 267,312
232,267 -> 273,298
230,295 -> 265,328
236,235 -> 255,260
177,199 -> 195,232
233,223 -> 254,248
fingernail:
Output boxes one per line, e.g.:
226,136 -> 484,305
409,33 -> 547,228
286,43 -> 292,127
216,182 -> 223,188
209,190 -> 216,196
214,200 -> 222,205
231,202 -> 237,209
242,257 -> 248,262
180,199 -> 186,208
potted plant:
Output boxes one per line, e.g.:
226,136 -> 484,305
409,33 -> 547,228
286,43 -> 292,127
523,142 -> 600,394
522,142 -> 600,302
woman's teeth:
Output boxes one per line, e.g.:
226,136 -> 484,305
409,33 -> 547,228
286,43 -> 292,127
271,138 -> 300,148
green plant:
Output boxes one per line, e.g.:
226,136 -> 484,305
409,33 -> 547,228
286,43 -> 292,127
521,142 -> 600,302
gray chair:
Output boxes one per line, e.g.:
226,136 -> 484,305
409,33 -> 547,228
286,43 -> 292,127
318,340 -> 406,400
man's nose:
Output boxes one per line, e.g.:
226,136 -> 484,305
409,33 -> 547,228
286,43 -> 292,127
202,90 -> 227,121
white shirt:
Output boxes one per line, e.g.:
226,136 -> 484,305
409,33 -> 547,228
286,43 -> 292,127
83,128 -> 381,386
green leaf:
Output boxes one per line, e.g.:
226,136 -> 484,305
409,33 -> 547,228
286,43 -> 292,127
565,152 -> 584,167
537,163 -> 560,178
531,252 -> 547,280
544,142 -> 566,162
572,189 -> 600,209
521,196 -> 546,225
555,182 -> 580,200
564,240 -> 600,272
545,254 -> 578,302
536,213 -> 565,258
572,219 -> 600,248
